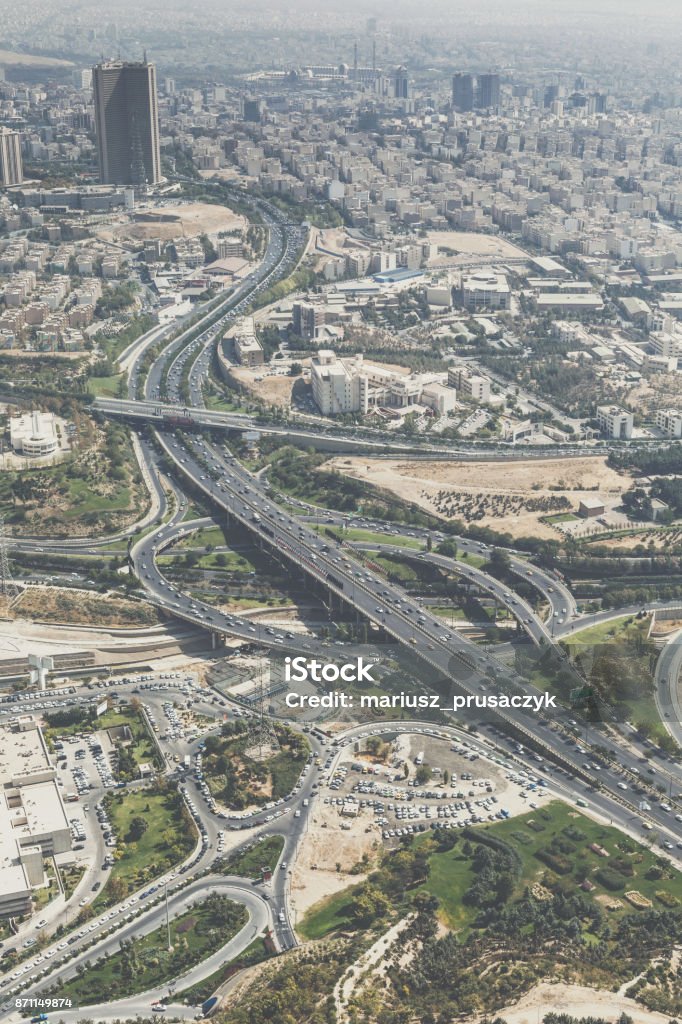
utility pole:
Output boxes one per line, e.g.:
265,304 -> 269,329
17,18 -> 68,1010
165,884 -> 172,951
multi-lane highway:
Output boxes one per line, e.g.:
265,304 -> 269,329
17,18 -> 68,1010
7,190 -> 682,1022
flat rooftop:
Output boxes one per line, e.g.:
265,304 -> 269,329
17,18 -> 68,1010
0,722 -> 52,783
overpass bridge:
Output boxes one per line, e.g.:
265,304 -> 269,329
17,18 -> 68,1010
93,397 -> 599,460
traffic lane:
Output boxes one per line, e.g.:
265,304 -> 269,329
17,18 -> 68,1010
156,436 -> 682,839
351,542 -> 549,645
298,511 -> 574,619
655,632 -> 682,748
2,881 -> 270,1019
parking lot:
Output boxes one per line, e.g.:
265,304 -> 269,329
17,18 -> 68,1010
54,728 -> 119,798
318,730 -> 552,844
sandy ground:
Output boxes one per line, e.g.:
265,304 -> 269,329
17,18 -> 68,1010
0,49 -> 73,67
591,528 -> 682,552
293,730 -> 546,919
231,364 -> 306,406
325,456 -> 631,539
471,980 -> 671,1024
0,617 -> 195,662
13,587 -> 159,629
314,228 -> 352,253
427,231 -> 528,261
290,795 -> 379,916
97,203 -> 246,243
198,168 -> 246,183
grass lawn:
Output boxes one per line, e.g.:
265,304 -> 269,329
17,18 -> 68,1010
420,801 -> 682,930
563,615 -> 634,648
372,555 -> 418,581
221,836 -> 285,878
316,525 -> 425,549
298,883 -> 364,940
303,801 -> 682,939
175,526 -> 229,549
87,373 -> 125,398
54,895 -> 248,1005
561,616 -> 665,740
542,513 -> 580,524
159,550 -> 257,573
93,788 -> 195,908
431,606 -> 468,621
453,551 -> 487,569
204,390 -> 250,414
62,478 -> 133,519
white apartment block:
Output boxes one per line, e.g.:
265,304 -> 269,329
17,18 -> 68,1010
311,350 -> 367,414
650,330 -> 682,359
311,349 -> 456,417
597,404 -> 634,440
229,316 -> 263,367
656,408 -> 682,439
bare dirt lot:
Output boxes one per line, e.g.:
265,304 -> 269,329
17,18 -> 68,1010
14,588 -> 160,628
290,795 -> 378,916
231,364 -> 307,407
587,527 -> 682,552
427,231 -> 529,262
97,203 -> 246,243
294,728 -> 543,918
325,455 -> 632,539
471,980 -> 670,1024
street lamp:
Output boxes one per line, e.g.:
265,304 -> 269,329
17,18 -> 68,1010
164,884 -> 172,952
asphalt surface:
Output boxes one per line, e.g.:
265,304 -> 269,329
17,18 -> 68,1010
6,193 -> 682,1022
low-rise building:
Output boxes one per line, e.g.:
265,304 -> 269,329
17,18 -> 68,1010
9,411 -> 59,456
579,497 -> 606,518
447,366 -> 491,401
461,270 -> 510,311
0,718 -> 72,918
230,317 -> 264,367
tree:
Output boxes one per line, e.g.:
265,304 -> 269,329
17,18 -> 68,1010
352,882 -> 391,924
127,816 -> 148,842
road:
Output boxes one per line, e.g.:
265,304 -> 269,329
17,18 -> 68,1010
1,878 -> 270,1023
656,629 -> 682,747
6,190 -> 682,1021
124,429 -> 682,842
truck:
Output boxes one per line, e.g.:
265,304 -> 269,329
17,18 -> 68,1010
183,755 -> 191,771
415,751 -> 424,766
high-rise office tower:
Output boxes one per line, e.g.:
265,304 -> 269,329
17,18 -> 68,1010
478,73 -> 500,108
452,73 -> 475,112
394,65 -> 409,100
0,129 -> 23,186
92,59 -> 161,187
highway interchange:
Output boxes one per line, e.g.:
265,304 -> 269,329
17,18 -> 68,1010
3,192 -> 682,1020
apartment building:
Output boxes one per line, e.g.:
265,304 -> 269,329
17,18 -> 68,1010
597,404 -> 634,439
